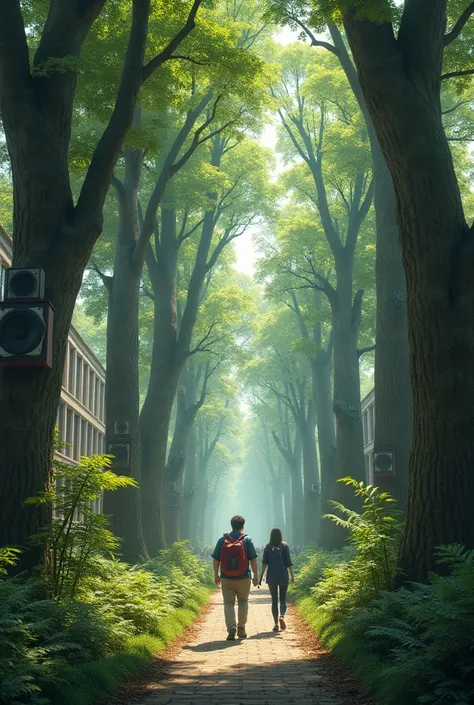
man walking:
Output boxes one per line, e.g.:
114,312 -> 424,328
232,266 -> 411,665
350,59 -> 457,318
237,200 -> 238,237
212,514 -> 258,640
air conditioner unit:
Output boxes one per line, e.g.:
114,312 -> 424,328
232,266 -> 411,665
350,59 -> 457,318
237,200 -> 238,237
373,450 -> 395,477
106,441 -> 131,471
114,421 -> 130,437
4,268 -> 45,301
0,301 -> 53,368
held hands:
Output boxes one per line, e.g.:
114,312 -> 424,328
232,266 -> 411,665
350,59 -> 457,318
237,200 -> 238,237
252,575 -> 259,587
214,575 -> 221,587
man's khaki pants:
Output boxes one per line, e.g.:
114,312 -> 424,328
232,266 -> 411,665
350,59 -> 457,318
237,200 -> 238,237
221,578 -> 251,629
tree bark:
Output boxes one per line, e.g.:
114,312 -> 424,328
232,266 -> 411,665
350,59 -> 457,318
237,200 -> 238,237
328,24 -> 411,509
343,6 -> 474,580
102,148 -> 148,563
332,258 -> 366,476
371,143 -> 412,508
140,139 -> 224,553
0,0 -> 203,568
181,421 -> 197,542
313,344 -> 337,548
180,373 -> 198,541
299,408 -> 320,545
164,385 -> 203,544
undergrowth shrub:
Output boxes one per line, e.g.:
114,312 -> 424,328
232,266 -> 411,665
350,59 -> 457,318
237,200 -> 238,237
349,545 -> 474,705
0,458 -> 212,705
293,479 -> 474,705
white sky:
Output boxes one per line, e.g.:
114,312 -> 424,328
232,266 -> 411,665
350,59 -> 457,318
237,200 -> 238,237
233,26 -> 298,276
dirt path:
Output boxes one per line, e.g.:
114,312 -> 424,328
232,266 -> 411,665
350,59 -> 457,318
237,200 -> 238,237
123,589 -> 351,705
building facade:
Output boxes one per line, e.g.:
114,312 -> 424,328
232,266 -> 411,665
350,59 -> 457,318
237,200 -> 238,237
0,224 -> 105,512
361,387 -> 375,485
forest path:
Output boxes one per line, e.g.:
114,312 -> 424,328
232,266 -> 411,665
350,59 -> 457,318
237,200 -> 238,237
136,589 -> 348,705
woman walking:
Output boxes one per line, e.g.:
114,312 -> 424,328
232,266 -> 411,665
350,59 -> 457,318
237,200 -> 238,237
259,528 -> 294,632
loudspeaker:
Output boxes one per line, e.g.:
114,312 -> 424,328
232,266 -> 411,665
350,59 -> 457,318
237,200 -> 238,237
374,450 -> 395,477
4,268 -> 45,301
0,301 -> 54,368
113,421 -> 130,437
106,441 -> 131,471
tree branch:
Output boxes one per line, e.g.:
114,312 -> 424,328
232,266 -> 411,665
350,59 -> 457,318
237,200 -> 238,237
357,344 -> 376,359
444,2 -> 474,45
91,260 -> 113,293
287,13 -> 339,56
0,2 -> 31,107
75,0 -> 150,234
142,0 -> 203,81
441,68 -> 474,80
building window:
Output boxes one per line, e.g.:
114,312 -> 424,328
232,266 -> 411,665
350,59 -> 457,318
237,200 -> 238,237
66,407 -> 73,457
98,433 -> 104,455
76,357 -> 83,403
82,364 -> 89,406
89,372 -> 95,415
369,405 -> 375,443
100,381 -> 105,422
94,376 -> 100,417
73,413 -> 81,461
68,346 -> 75,396
57,403 -> 65,446
81,419 -> 88,457
87,423 -> 93,456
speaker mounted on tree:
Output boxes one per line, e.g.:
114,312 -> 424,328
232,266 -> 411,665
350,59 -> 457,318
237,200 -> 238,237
113,421 -> 130,437
106,441 -> 131,472
3,268 -> 45,301
373,450 -> 395,477
0,301 -> 54,368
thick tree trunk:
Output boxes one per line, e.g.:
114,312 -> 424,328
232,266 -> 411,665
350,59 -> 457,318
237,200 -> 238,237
140,377 -> 177,552
282,462 -> 292,542
102,149 -> 148,563
164,388 -> 201,544
0,164 -> 91,569
290,462 -> 304,546
299,410 -> 320,545
313,353 -> 337,548
196,478 -> 208,545
181,408 -> 198,541
270,474 -> 285,529
343,12 -> 474,579
332,259 -> 366,489
371,144 -> 411,508
328,23 -> 411,508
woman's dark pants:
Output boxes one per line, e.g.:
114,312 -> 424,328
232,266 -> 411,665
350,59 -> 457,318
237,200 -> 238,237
268,583 -> 288,623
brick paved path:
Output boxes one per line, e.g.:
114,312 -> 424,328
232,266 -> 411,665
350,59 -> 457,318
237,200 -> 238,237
146,589 -> 345,705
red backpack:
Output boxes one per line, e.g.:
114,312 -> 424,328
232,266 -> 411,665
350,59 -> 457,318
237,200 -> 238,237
220,533 -> 248,576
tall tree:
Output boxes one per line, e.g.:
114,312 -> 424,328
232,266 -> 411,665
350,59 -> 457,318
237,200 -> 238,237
0,0 -> 205,568
326,0 -> 474,580
266,0 -> 412,508
271,46 -> 373,527
140,136 -> 272,551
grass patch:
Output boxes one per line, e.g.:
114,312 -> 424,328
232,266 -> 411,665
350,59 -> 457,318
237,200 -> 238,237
55,590 -> 212,705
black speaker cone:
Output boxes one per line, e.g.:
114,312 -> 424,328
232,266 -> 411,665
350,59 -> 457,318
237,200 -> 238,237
0,309 -> 45,355
9,270 -> 38,298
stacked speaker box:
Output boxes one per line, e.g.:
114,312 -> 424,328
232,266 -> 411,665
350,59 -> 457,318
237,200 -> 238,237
106,420 -> 131,472
0,267 -> 54,368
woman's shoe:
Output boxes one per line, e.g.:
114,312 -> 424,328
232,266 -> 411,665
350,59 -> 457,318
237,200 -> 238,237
272,624 -> 279,632
279,616 -> 287,631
